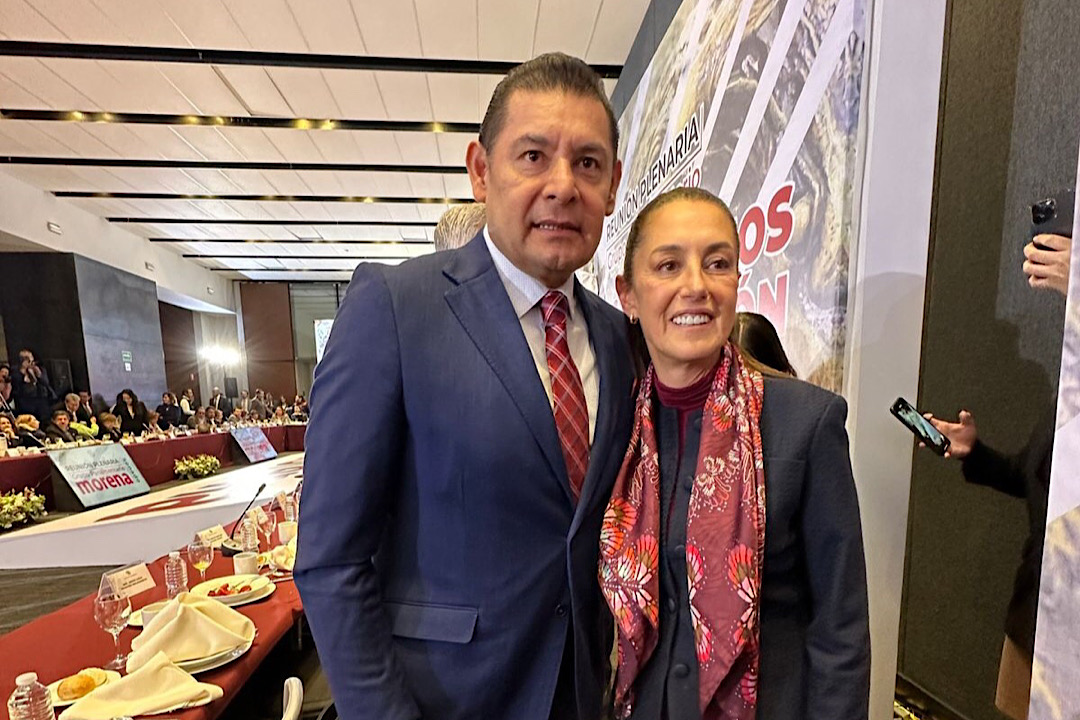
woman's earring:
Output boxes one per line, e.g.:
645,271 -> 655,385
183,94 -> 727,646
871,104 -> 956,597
629,314 -> 638,325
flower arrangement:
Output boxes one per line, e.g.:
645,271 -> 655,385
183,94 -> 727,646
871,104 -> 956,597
174,454 -> 222,480
0,488 -> 48,531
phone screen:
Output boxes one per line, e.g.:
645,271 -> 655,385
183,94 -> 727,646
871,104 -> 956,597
890,397 -> 950,455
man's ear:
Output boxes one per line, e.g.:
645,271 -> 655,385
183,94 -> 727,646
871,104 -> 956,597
605,159 -> 623,215
466,140 -> 490,202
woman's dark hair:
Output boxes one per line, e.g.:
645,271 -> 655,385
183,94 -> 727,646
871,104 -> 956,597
621,187 -> 740,378
733,312 -> 797,377
116,389 -> 138,406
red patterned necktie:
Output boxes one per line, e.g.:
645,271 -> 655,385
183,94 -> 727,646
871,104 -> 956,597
541,290 -> 590,503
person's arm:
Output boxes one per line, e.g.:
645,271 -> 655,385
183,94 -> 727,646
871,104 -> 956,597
927,411 -> 1026,498
294,264 -> 420,720
801,395 -> 871,717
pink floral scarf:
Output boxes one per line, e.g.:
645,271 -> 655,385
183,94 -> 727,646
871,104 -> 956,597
599,343 -> 766,719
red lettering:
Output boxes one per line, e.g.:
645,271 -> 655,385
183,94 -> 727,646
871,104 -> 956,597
91,477 -> 105,491
106,476 -> 119,488
122,473 -> 133,485
739,206 -> 767,267
765,183 -> 795,255
75,480 -> 93,494
756,272 -> 789,336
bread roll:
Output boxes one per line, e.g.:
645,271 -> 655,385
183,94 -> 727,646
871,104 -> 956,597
57,673 -> 96,701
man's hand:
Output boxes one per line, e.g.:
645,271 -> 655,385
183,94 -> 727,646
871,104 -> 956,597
923,410 -> 978,459
1024,234 -> 1072,296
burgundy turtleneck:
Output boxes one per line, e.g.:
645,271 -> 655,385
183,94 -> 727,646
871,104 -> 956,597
655,366 -> 715,455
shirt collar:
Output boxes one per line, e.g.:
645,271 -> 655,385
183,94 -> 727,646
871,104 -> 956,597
483,226 -> 578,320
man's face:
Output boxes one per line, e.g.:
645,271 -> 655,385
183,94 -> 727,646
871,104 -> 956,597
213,387 -> 220,397
0,367 -> 8,383
65,396 -> 78,412
242,390 -> 248,399
19,352 -> 32,368
466,90 -> 621,288
196,410 -> 206,422
79,392 -> 90,405
55,414 -> 69,430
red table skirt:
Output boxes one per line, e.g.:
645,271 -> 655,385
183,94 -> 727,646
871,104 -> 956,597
0,511 -> 303,720
0,426 -> 306,507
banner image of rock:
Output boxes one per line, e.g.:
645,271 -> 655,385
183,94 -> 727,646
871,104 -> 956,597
1029,146 -> 1080,720
594,0 -> 866,391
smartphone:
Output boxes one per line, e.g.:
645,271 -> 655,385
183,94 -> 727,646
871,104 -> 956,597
890,397 -> 950,456
1030,188 -> 1075,248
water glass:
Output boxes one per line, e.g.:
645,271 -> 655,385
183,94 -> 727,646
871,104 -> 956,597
187,538 -> 213,583
93,590 -> 131,670
257,506 -> 277,549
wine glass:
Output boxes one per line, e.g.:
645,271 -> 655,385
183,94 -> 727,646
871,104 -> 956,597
187,537 -> 213,583
257,506 -> 277,549
93,589 -> 132,670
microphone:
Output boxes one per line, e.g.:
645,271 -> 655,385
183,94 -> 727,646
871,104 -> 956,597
229,482 -> 267,540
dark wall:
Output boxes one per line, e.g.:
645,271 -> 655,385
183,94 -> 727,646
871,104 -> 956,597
73,255 -> 166,408
0,253 -> 89,393
610,0 -> 683,117
158,301 -> 200,402
901,0 -> 1080,718
240,283 -> 297,398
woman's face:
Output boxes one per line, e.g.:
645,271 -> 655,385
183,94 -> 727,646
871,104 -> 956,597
162,394 -> 170,405
617,200 -> 739,386
122,392 -> 133,405
0,417 -> 12,435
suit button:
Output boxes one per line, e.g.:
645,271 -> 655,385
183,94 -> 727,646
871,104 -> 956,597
666,598 -> 676,614
672,663 -> 690,679
556,604 -> 567,617
674,544 -> 685,557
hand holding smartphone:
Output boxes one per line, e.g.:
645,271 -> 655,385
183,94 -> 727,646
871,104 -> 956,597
890,397 -> 951,456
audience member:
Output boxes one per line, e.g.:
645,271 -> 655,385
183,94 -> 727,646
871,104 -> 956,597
12,348 -> 56,422
239,389 -> 251,414
209,386 -> 232,415
0,363 -> 14,414
433,203 -> 487,251
0,414 -> 20,447
15,414 -> 45,447
180,388 -> 196,418
111,389 -> 149,436
98,413 -> 122,442
44,408 -> 76,443
271,405 -> 288,424
187,406 -> 207,430
250,389 -> 267,421
733,311 -> 798,377
145,410 -> 164,434
156,392 -> 182,430
75,391 -> 95,424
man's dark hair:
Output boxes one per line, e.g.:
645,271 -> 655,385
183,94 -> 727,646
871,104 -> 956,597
51,408 -> 68,421
479,52 -> 619,153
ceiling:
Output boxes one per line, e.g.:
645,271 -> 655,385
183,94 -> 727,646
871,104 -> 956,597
0,0 -> 648,283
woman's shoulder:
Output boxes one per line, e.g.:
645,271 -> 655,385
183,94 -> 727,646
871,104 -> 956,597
761,376 -> 847,439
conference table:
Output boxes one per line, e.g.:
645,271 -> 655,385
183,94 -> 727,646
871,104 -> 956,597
0,509 -> 303,720
0,425 -> 307,509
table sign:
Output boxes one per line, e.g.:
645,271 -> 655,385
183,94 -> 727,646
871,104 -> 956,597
103,563 -> 155,599
196,525 -> 229,548
50,443 -> 150,509
230,427 -> 278,464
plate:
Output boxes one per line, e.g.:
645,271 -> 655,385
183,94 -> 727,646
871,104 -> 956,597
176,638 -> 254,674
47,670 -> 121,708
191,574 -> 271,606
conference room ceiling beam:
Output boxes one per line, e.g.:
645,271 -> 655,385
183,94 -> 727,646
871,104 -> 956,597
56,192 -> 472,203
0,157 -> 466,174
0,109 -> 478,134
0,41 -> 622,78
107,218 -> 437,226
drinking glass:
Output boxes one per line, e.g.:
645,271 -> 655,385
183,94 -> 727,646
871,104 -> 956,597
257,506 -> 277,549
93,589 -> 132,670
187,538 -> 213,583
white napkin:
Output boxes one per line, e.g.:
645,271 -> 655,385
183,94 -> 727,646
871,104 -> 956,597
270,536 -> 297,571
59,651 -> 222,720
126,592 -> 255,673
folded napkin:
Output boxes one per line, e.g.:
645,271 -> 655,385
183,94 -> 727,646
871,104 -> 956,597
59,651 -> 222,720
270,537 -> 296,571
126,592 -> 255,673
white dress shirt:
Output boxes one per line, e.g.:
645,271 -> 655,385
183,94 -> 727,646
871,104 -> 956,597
484,228 -> 599,443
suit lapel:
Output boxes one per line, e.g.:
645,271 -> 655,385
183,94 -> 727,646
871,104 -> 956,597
569,287 -> 628,537
443,236 -> 570,493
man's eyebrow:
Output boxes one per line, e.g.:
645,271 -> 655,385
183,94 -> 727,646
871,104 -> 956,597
514,134 -> 553,147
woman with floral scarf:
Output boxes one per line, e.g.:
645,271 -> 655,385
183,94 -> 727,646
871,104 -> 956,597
600,187 -> 870,719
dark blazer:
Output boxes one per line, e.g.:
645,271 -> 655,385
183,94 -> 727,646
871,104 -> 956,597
75,403 -> 94,424
961,407 -> 1053,658
111,402 -> 148,436
209,394 -> 232,415
756,376 -> 870,719
44,422 -> 75,444
296,234 -> 636,720
156,403 -> 183,430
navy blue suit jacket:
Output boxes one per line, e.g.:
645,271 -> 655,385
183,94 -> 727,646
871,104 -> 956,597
296,234 -> 636,720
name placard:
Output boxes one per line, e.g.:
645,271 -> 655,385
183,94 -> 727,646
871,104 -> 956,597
50,444 -> 150,509
230,427 -> 278,464
105,563 -> 156,599
196,525 -> 229,548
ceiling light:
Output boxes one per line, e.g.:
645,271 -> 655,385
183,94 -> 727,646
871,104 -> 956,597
294,119 -> 312,130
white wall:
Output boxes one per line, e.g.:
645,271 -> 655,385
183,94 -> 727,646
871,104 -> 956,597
844,0 -> 948,717
0,170 -> 234,313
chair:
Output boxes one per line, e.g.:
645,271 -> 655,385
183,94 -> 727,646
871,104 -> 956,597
282,677 -> 304,720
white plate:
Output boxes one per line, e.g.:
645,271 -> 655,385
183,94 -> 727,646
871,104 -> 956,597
176,638 -> 254,674
47,670 -> 121,708
191,574 -> 271,606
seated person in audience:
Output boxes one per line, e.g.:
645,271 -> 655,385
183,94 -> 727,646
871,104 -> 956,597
44,408 -> 76,444
15,413 -> 46,446
144,410 -> 165,435
98,413 -> 123,442
187,406 -> 207,429
112,388 -> 149,436
156,392 -> 182,430
289,394 -> 308,419
734,311 -> 799,377
231,407 -> 246,423
57,392 -> 99,439
0,363 -> 16,414
76,390 -> 95,423
0,413 -> 21,447
271,405 -> 288,424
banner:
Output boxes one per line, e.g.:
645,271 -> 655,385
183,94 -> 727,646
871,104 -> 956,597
230,427 -> 278,464
50,443 -> 150,509
1029,147 -> 1080,720
593,0 -> 867,391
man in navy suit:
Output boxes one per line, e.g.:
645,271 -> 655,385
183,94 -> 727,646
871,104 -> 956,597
296,53 -> 635,720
